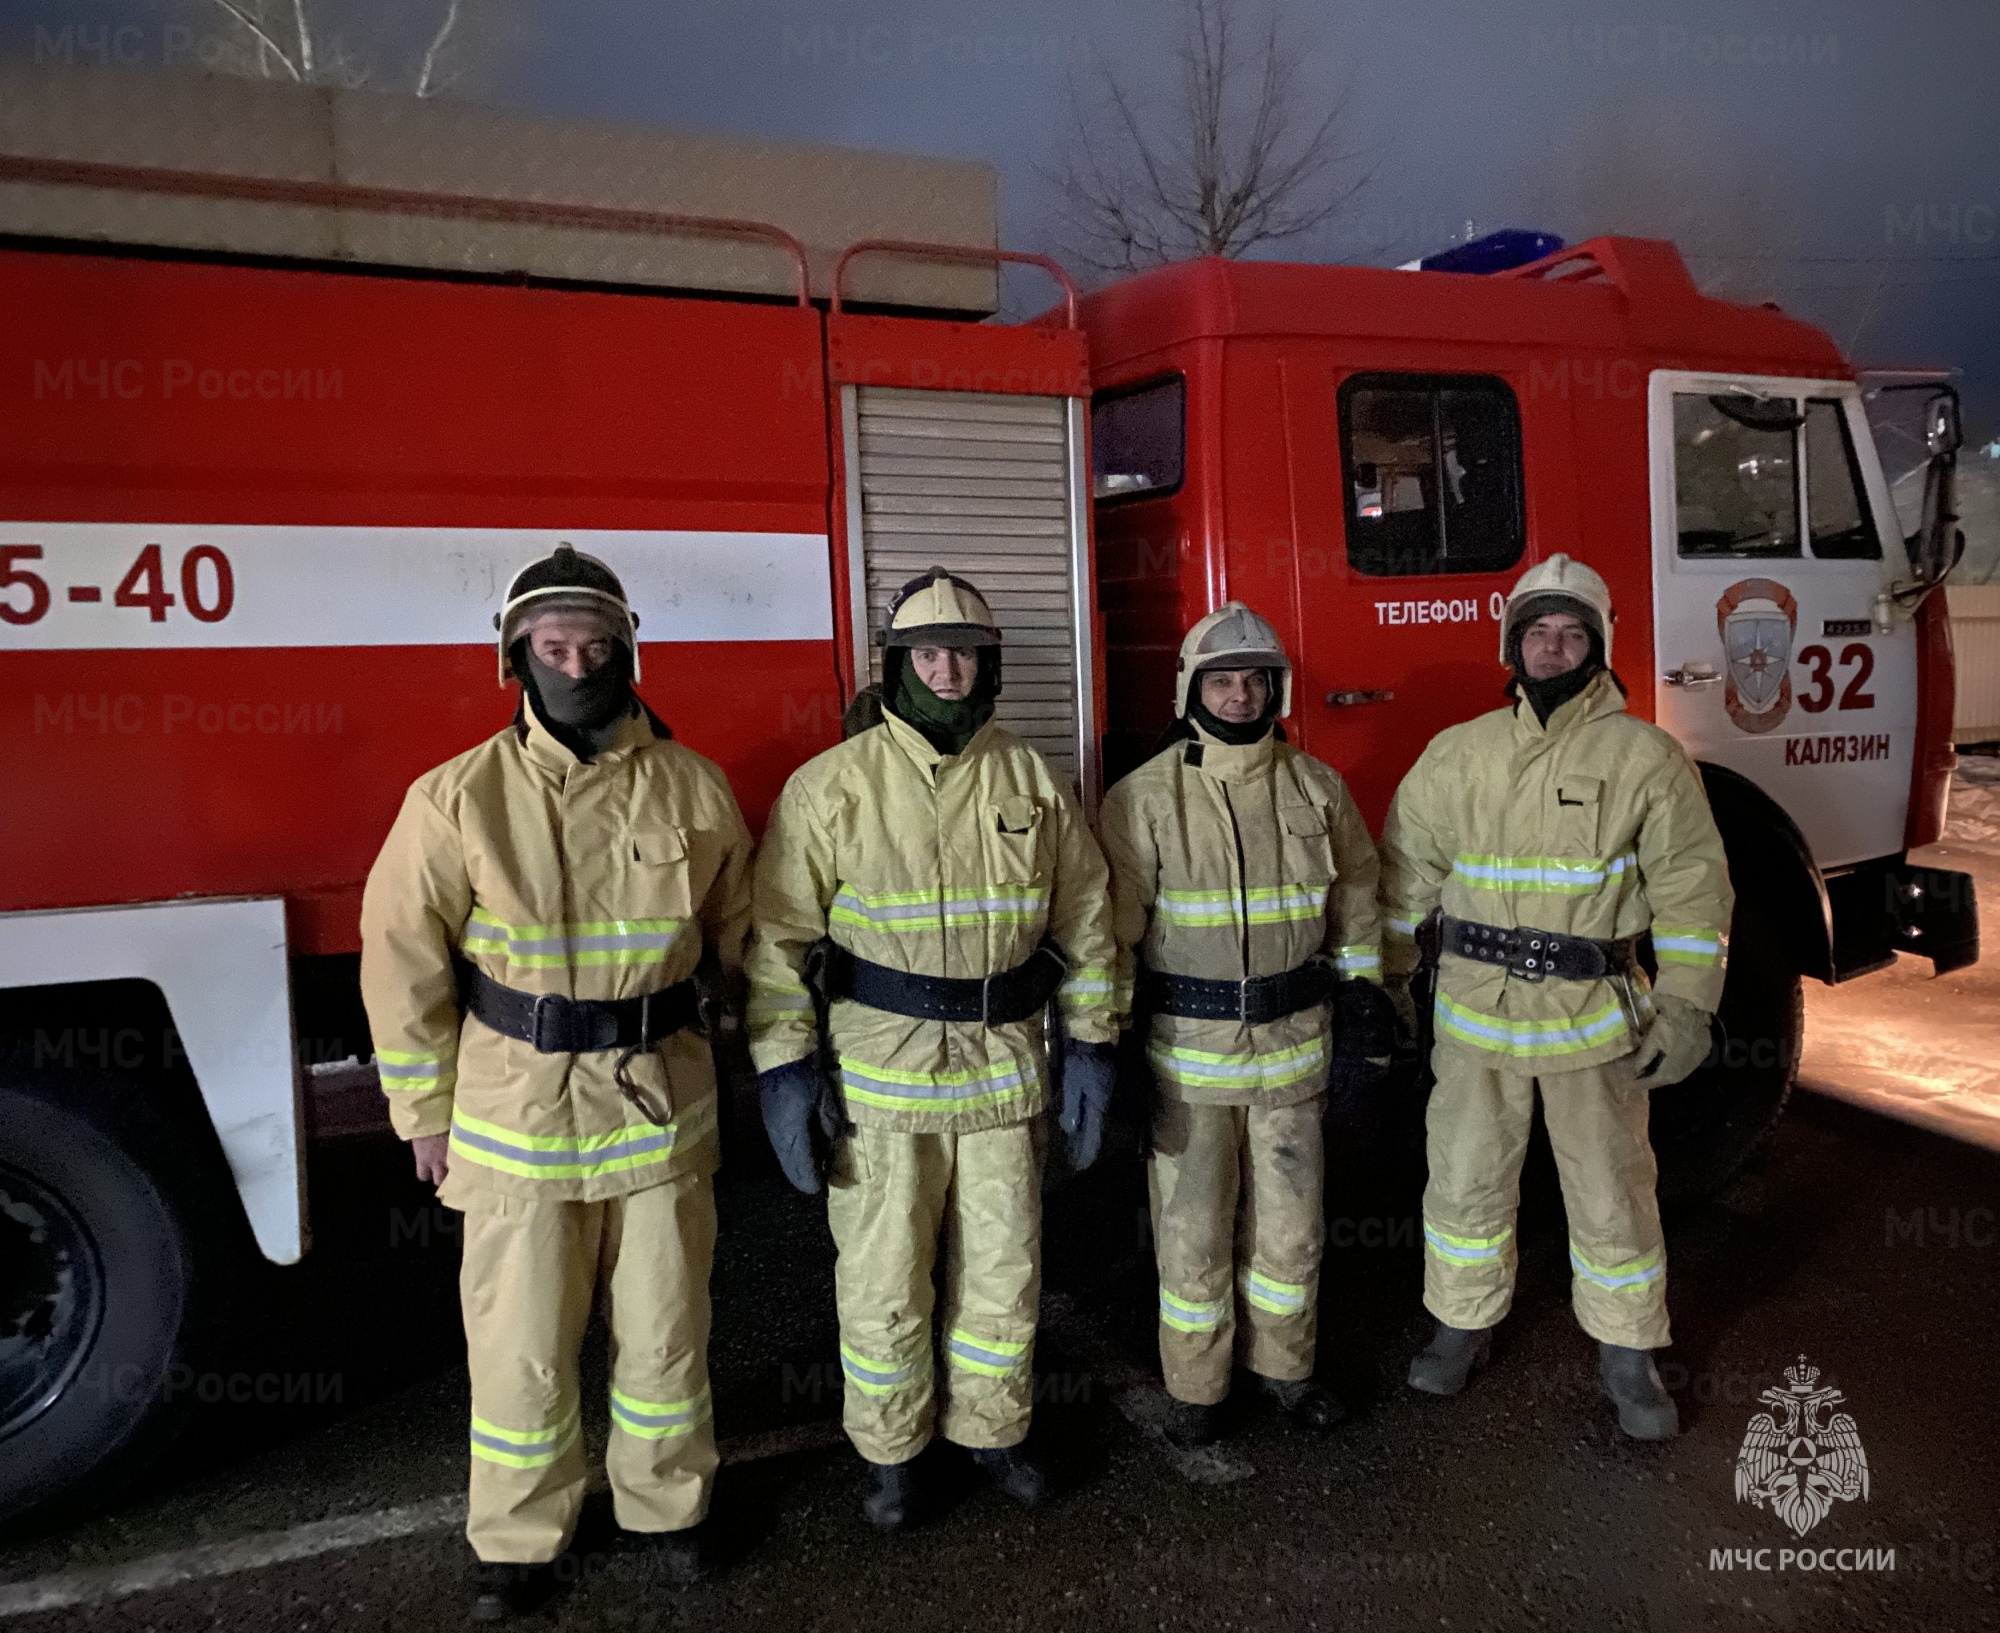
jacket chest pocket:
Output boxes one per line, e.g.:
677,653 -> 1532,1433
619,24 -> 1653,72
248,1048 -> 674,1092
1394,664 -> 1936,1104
988,796 -> 1044,885
1279,803 -> 1336,886
623,820 -> 696,923
1552,776 -> 1604,858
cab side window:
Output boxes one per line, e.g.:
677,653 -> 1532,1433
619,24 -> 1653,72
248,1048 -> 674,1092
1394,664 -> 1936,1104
1338,373 -> 1525,577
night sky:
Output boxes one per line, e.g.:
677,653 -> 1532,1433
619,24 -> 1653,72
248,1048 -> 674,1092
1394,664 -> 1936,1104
7,0 -> 1996,444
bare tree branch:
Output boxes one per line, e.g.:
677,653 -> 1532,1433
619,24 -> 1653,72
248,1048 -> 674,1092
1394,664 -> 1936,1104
416,0 -> 464,99
291,0 -> 315,79
1048,0 -> 1369,278
204,0 -> 301,80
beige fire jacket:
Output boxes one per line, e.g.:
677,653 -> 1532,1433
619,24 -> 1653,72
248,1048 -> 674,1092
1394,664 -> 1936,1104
359,704 -> 752,1205
1098,725 -> 1383,1108
746,710 -> 1117,1134
1379,671 -> 1733,1072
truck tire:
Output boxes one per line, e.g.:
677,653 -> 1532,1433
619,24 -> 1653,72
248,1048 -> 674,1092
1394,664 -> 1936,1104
1650,894 -> 1800,1206
0,1070 -> 231,1528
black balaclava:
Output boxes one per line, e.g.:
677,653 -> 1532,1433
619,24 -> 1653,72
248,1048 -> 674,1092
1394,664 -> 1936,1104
883,646 -> 1001,756
1504,593 -> 1608,726
511,639 -> 635,762
1187,666 -> 1284,746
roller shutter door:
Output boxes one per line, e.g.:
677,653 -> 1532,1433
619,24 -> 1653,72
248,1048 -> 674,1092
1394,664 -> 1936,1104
846,385 -> 1089,788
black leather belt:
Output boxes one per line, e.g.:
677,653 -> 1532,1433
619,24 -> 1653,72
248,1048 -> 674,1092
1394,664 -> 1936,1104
1438,916 -> 1640,984
824,943 -> 1066,1026
1141,957 -> 1337,1024
458,960 -> 703,1053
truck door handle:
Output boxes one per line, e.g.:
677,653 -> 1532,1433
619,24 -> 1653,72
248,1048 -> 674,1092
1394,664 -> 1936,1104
1326,688 -> 1395,707
1664,662 -> 1721,689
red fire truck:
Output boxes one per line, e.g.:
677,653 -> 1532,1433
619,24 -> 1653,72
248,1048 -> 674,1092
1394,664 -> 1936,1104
0,84 -> 1972,1521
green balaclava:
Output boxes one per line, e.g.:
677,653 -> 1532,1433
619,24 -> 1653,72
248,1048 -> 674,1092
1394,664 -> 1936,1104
885,646 -> 1001,756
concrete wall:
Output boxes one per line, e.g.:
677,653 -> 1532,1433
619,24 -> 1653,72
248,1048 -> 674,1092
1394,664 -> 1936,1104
0,60 -> 998,311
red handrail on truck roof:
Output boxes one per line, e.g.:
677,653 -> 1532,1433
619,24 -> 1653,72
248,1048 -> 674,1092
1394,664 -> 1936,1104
831,239 -> 1079,327
0,151 -> 816,307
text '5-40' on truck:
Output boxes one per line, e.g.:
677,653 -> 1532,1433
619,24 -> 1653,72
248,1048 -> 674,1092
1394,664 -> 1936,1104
0,60 -> 1975,1526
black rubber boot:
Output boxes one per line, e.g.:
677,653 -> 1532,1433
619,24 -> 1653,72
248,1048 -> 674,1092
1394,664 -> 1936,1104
628,1521 -> 714,1586
1256,1374 -> 1347,1431
1162,1397 -> 1225,1449
1407,1321 -> 1492,1396
861,1456 -> 923,1531
468,1560 -> 557,1623
970,1445 -> 1047,1508
1599,1343 -> 1680,1440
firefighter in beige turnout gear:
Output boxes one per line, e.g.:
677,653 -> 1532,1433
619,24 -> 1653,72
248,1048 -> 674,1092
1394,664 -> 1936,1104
748,569 -> 1117,1528
1380,554 -> 1732,1440
361,547 -> 752,1618
1099,604 -> 1392,1448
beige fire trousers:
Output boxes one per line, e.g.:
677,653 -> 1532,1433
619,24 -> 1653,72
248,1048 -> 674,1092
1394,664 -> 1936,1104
1149,1095 -> 1327,1406
456,1171 -> 718,1563
1422,1051 -> 1670,1350
826,1120 -> 1043,1466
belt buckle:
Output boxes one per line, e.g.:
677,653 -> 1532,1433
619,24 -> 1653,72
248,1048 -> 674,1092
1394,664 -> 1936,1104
1238,977 -> 1254,1026
529,992 -> 566,1052
1512,935 -> 1547,984
979,971 -> 996,1026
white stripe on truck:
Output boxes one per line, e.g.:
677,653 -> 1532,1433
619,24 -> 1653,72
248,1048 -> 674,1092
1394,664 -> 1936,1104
0,524 -> 833,650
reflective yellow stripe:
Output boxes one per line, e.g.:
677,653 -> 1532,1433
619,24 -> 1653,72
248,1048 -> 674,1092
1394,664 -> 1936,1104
1156,884 -> 1330,928
462,907 -> 685,968
609,1384 -> 712,1440
1652,925 -> 1725,967
837,1055 -> 1038,1115
829,885 -> 1047,933
1424,1222 -> 1512,1265
947,1328 -> 1030,1377
1159,1287 -> 1228,1333
1451,852 -> 1635,894
376,1048 -> 449,1091
747,979 -> 814,1022
1334,942 -> 1381,976
447,1098 -> 715,1182
1241,1269 -> 1309,1315
1059,964 -> 1113,1010
1147,1035 -> 1326,1092
1569,1243 -> 1664,1291
1434,994 -> 1633,1058
469,1409 -> 577,1469
840,1342 -> 926,1396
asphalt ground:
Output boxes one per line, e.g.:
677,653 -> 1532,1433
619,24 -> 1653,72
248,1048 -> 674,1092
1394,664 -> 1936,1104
2,1081 -> 1996,1632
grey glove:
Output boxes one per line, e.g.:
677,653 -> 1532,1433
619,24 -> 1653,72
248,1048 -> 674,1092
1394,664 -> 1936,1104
1059,1041 -> 1116,1173
759,1057 -> 830,1193
1629,993 -> 1717,1088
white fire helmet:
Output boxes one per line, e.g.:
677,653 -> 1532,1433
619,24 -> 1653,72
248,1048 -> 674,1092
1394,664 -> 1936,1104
494,544 -> 641,686
1498,553 -> 1614,668
882,567 -> 1003,648
1174,601 -> 1293,719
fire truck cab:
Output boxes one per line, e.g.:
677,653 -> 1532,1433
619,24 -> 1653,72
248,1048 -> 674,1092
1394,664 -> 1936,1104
1083,234 -> 1976,1203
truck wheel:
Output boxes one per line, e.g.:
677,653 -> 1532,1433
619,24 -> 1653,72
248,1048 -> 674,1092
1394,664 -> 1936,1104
1650,895 -> 1801,1206
0,1071 -> 228,1527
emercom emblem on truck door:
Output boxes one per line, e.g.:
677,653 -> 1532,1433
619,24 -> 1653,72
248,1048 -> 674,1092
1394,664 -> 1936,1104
1716,578 -> 1799,733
